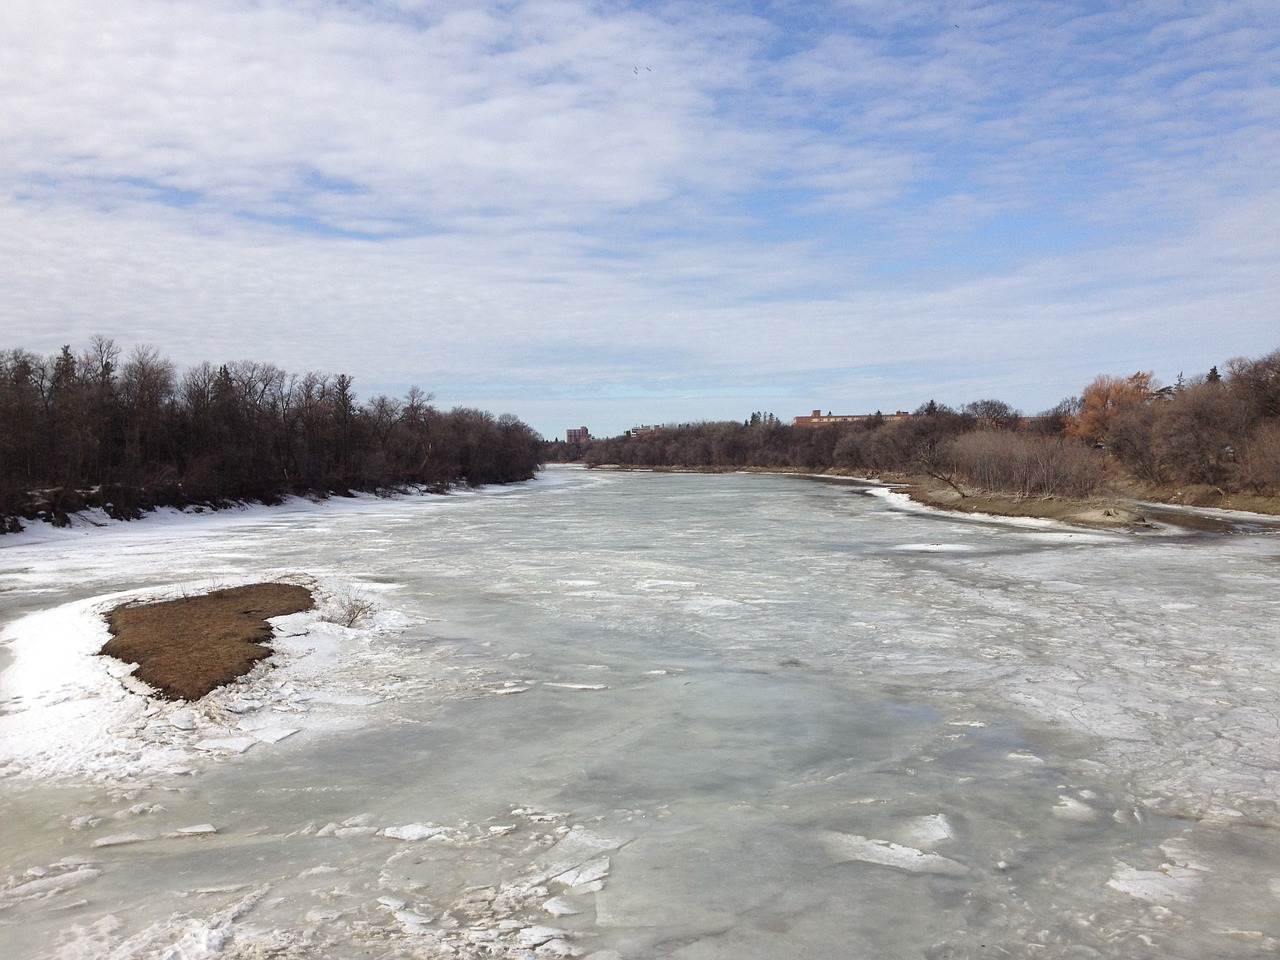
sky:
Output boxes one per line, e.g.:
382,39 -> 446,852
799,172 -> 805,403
2,0 -> 1277,439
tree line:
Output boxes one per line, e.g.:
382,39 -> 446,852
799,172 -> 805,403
547,348 -> 1280,501
1,338 -> 544,531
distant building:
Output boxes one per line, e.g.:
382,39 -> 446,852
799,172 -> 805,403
626,424 -> 662,438
792,409 -> 910,428
566,426 -> 591,443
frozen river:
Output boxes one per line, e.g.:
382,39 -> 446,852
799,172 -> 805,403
2,466 -> 1279,959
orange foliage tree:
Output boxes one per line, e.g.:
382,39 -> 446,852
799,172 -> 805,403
1065,372 -> 1156,443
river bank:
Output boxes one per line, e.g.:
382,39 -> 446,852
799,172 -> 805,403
886,473 -> 1280,531
587,463 -> 1280,531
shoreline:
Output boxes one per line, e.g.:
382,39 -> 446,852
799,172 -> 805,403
4,466 -> 1277,542
888,474 -> 1152,530
878,473 -> 1280,532
584,464 -> 1280,532
0,484 -> 502,547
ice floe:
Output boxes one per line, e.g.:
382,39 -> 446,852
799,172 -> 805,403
380,823 -> 447,841
822,831 -> 969,875
1107,843 -> 1209,904
0,865 -> 101,905
900,814 -> 955,848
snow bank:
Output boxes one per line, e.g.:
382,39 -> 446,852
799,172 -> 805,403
0,576 -> 416,783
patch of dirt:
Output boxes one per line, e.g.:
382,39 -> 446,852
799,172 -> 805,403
898,477 -> 1150,529
102,583 -> 314,701
895,475 -> 1280,531
1112,479 -> 1280,517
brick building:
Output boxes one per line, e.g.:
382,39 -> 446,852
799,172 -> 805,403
792,409 -> 910,427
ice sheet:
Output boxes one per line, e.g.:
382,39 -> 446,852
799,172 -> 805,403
2,468 -> 1279,959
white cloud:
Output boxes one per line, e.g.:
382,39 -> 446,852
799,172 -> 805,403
1,0 -> 1277,436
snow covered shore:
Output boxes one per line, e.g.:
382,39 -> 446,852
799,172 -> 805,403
0,575 -> 413,783
0,478 -> 560,785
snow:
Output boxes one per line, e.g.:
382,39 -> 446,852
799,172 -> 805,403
2,468 -> 1280,959
0,593 -> 169,781
0,482 -> 540,785
0,576 -> 423,783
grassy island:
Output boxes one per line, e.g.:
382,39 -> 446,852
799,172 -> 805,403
102,583 -> 314,701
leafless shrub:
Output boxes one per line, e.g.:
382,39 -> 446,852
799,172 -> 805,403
1240,421 -> 1280,493
1108,403 -> 1165,485
942,431 -> 1104,499
323,588 -> 376,628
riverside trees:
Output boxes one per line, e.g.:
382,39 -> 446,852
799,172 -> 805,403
1098,352 -> 1280,492
560,347 -> 1280,502
0,340 -> 543,530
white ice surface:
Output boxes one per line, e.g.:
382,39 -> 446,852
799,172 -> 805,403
0,482 -> 559,785
822,831 -> 969,876
3,469 -> 1280,960
0,574 -> 425,783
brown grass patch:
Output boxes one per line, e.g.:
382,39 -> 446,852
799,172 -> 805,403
899,474 -> 1280,530
101,582 -> 314,701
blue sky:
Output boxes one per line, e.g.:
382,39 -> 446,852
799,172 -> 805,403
2,0 -> 1277,438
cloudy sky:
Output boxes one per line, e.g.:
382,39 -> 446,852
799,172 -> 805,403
2,1 -> 1277,438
